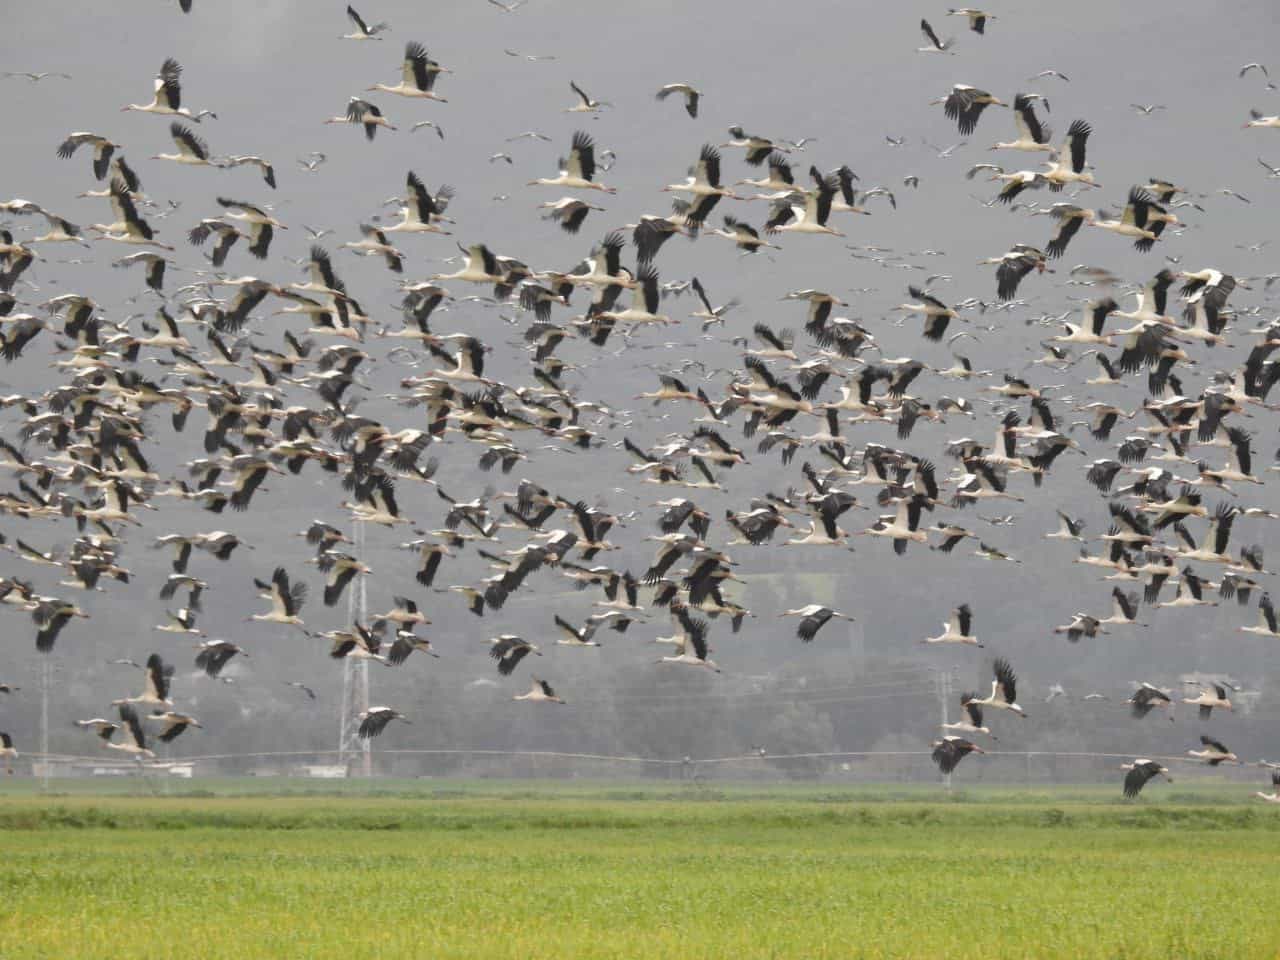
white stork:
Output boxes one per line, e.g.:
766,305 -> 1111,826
947,8 -> 995,33
1245,109 -> 1280,128
357,707 -> 410,738
343,5 -> 389,39
223,155 -> 276,189
655,83 -> 701,117
1127,682 -> 1174,720
1087,188 -> 1159,242
931,736 -> 984,773
655,613 -> 719,671
1183,682 -> 1233,718
781,605 -> 854,642
935,85 -> 1006,135
384,172 -> 452,235
111,653 -> 174,709
249,566 -> 308,630
991,94 -> 1052,151
924,604 -> 979,645
564,80 -> 609,113
332,98 -> 395,140
895,286 -> 958,341
764,183 -> 843,237
487,634 -> 541,675
432,243 -> 505,285
981,244 -> 1048,300
153,122 -> 217,166
107,705 -> 155,759
1123,759 -> 1171,797
94,179 -> 171,249
968,658 -> 1027,717
1042,120 -> 1096,190
917,19 -> 955,53
55,132 -> 118,180
528,131 -> 613,193
942,696 -> 996,739
1240,593 -> 1280,638
514,677 -> 566,703
120,58 -> 213,121
147,711 -> 202,743
539,197 -> 604,234
1189,735 -> 1239,765
369,42 -> 448,100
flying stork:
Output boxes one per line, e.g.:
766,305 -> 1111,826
111,653 -> 174,709
967,658 -> 1027,717
1123,759 -> 1171,798
120,58 -> 214,121
528,131 -> 614,193
947,8 -> 995,33
780,605 -> 855,642
924,604 -> 979,645
343,5 -> 390,39
942,696 -> 996,739
55,132 -> 119,180
487,634 -> 541,675
917,20 -> 955,53
1183,682 -> 1233,718
153,122 -> 217,167
991,94 -> 1052,151
369,42 -> 448,100
935,85 -> 1006,135
981,244 -> 1048,300
108,705 -> 155,759
513,677 -> 566,703
357,706 -> 410,738
249,567 -> 308,630
931,736 -> 984,774
1127,682 -> 1174,720
655,83 -> 701,117
1189,735 -> 1240,765
1256,770 -> 1280,803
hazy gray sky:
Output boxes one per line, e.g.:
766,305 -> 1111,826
2,0 -> 1280,767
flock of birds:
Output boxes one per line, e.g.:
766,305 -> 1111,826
0,2 -> 1279,800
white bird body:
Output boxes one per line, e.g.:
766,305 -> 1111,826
1183,683 -> 1233,717
111,654 -> 174,710
153,122 -> 216,166
369,42 -> 448,100
343,5 -> 390,39
121,59 -> 212,121
513,677 -> 565,703
106,706 -> 154,759
924,604 -> 979,645
432,244 -> 505,285
968,658 -> 1026,717
1245,110 -> 1280,128
942,697 -> 995,739
530,131 -> 614,194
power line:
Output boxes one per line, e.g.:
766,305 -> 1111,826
24,747 -> 1231,768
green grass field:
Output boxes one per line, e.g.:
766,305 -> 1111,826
2,781 -> 1278,959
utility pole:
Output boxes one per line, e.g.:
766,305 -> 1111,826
337,518 -> 371,776
40,656 -> 50,791
937,667 -> 952,791
357,519 -> 371,778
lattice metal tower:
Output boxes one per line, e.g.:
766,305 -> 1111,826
336,519 -> 372,775
937,667 -> 953,791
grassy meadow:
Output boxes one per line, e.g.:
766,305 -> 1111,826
2,780 -> 1278,959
